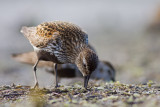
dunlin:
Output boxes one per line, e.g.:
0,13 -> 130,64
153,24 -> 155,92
20,21 -> 98,89
12,52 -> 115,81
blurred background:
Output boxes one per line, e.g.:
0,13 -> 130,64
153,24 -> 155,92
0,0 -> 160,87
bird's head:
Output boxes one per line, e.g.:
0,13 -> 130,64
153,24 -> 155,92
76,47 -> 99,89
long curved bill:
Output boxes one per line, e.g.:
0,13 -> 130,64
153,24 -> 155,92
84,75 -> 91,89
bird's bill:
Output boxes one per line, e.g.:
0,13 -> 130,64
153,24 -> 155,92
111,78 -> 115,82
84,75 -> 91,89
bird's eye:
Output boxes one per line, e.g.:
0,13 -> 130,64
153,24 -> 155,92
83,63 -> 86,68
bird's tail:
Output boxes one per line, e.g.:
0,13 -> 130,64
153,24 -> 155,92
20,26 -> 36,39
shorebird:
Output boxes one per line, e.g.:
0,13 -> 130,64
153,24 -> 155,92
20,21 -> 99,89
12,51 -> 116,81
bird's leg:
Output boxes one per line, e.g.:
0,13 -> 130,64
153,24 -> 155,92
33,59 -> 40,89
54,63 -> 59,88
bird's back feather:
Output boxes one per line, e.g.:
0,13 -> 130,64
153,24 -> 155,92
21,21 -> 89,63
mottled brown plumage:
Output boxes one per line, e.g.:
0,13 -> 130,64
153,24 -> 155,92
21,21 -> 99,89
12,51 -> 116,81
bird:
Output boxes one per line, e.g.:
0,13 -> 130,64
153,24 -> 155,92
20,21 -> 99,89
12,51 -> 116,81
92,61 -> 116,81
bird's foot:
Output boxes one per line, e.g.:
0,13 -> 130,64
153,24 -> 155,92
55,84 -> 60,88
33,82 -> 39,89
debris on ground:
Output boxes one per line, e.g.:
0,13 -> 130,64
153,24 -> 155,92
0,81 -> 160,107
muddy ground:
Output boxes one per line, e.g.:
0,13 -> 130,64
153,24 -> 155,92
1,1 -> 160,106
0,81 -> 160,107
